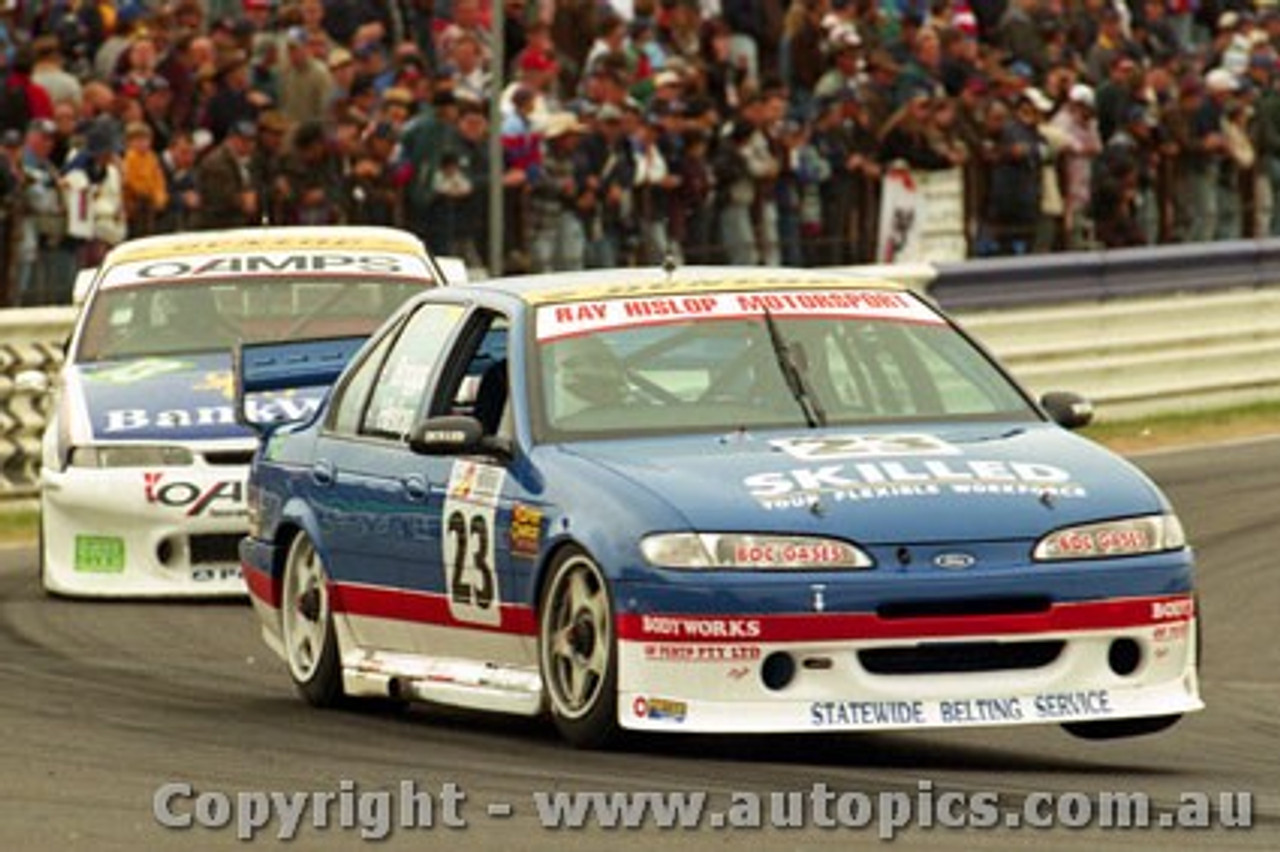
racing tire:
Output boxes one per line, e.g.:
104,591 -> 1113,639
1062,714 -> 1182,740
281,532 -> 344,708
538,546 -> 619,749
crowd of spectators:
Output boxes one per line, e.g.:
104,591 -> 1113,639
1,0 -> 1278,306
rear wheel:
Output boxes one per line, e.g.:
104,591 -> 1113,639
539,547 -> 618,748
1063,714 -> 1182,740
281,532 -> 344,707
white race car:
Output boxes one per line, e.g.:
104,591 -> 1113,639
39,226 -> 449,597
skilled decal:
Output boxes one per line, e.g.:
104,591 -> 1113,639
144,473 -> 246,518
442,461 -> 506,627
770,433 -> 959,461
508,503 -> 543,559
632,696 -> 688,723
744,459 -> 1087,509
535,289 -> 943,341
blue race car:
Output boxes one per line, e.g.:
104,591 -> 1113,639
238,268 -> 1201,747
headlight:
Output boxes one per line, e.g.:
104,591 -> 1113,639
1032,514 -> 1186,561
641,533 -> 873,570
68,445 -> 195,467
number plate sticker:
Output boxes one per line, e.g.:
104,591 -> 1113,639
74,535 -> 126,573
442,461 -> 505,626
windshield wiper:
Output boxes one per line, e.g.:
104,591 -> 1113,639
760,309 -> 827,428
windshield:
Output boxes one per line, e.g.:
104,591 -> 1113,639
534,289 -> 1036,439
77,277 -> 425,362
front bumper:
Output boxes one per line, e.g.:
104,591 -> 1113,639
41,462 -> 250,597
615,562 -> 1200,732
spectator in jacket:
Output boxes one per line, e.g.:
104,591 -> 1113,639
194,119 -> 258,228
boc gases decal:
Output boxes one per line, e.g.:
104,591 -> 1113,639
79,354 -> 323,441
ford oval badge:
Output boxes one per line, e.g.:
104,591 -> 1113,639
933,552 -> 976,570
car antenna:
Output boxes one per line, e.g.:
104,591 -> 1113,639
662,249 -> 678,280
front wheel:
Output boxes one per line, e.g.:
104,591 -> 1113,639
538,547 -> 619,748
1063,714 -> 1182,740
281,532 -> 344,708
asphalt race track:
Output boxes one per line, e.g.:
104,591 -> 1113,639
0,437 -> 1276,851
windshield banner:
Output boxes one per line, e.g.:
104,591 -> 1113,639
535,290 -> 944,342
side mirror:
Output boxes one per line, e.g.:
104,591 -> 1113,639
1040,391 -> 1094,430
14,369 -> 50,395
409,415 -> 512,459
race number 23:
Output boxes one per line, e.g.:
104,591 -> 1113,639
443,462 -> 505,626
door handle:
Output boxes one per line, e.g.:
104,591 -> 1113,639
401,474 -> 428,502
311,460 -> 336,486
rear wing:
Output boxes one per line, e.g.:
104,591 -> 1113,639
232,336 -> 368,434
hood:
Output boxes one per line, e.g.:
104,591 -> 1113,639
74,354 -> 325,442
559,423 -> 1166,544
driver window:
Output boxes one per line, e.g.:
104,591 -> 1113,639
440,314 -> 511,438
360,303 -> 466,440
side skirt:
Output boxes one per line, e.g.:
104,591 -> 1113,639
341,650 -> 545,717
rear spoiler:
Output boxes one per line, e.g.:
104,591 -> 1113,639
232,336 -> 368,434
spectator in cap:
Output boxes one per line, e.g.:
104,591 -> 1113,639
437,0 -> 493,71
1095,55 -> 1142,143
155,34 -> 206,132
574,102 -> 635,269
1254,53 -> 1280,236
202,50 -> 258,143
194,118 -> 259,229
714,118 -> 762,265
782,0 -> 828,114
279,119 -> 344,225
1180,67 -> 1238,242
997,0 -> 1049,78
1217,96 -> 1255,240
1049,83 -> 1103,248
1099,102 -> 1161,244
1084,6 -> 1135,84
980,93 -> 1042,256
250,110 -> 292,223
63,117 -> 126,267
296,0 -> 335,56
17,117 -> 73,306
0,45 -> 54,136
141,77 -> 174,151
32,34 -> 83,109
157,130 -> 201,233
813,27 -> 861,102
501,48 -> 560,127
528,112 -> 589,272
277,26 -> 333,125
632,106 -> 679,265
443,33 -> 491,105
121,121 -> 168,237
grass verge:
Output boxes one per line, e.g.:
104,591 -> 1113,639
0,506 -> 37,547
1082,400 -> 1280,455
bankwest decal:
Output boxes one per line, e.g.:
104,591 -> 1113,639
535,289 -> 943,341
101,252 -> 426,289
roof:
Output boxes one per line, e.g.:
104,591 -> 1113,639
93,226 -> 434,291
101,226 -> 428,267
460,266 -> 910,305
